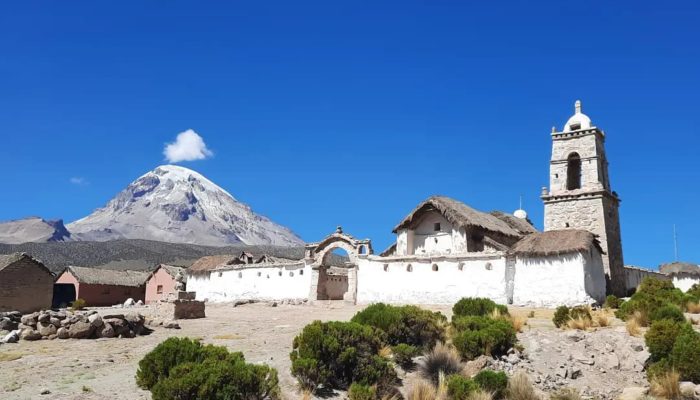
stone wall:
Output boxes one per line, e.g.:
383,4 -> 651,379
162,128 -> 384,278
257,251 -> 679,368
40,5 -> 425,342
0,258 -> 53,313
622,266 -> 670,296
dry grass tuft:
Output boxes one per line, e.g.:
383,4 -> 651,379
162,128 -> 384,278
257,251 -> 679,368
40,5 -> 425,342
212,333 -> 244,340
300,389 -> 312,400
0,352 -> 23,362
566,316 -> 592,331
686,302 -> 700,314
594,310 -> 612,327
650,370 -> 681,399
632,311 -> 650,327
419,343 -> 462,386
468,390 -> 494,400
550,388 -> 582,400
490,308 -> 504,320
408,379 -> 440,400
509,315 -> 528,333
527,311 -> 535,318
506,372 -> 540,400
626,318 -> 642,337
379,346 -> 393,359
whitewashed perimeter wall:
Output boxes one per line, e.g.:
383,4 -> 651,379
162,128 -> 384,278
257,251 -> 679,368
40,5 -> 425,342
187,264 -> 311,302
672,274 -> 700,292
511,249 -> 606,307
356,256 -> 507,304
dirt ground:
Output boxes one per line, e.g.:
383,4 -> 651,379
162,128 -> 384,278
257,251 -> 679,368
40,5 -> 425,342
0,303 -> 676,400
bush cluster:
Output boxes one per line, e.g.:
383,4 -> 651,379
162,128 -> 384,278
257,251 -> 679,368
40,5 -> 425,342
452,316 -> 516,359
289,321 -> 396,392
136,337 -> 280,400
71,298 -> 87,311
616,277 -> 688,323
391,343 -> 419,369
350,303 -> 446,349
552,306 -> 570,328
348,383 -> 376,400
452,297 -> 509,319
446,370 -> 508,400
604,295 -> 623,309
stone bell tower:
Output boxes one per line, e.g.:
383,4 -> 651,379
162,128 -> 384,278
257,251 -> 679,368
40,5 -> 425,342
542,100 -> 625,296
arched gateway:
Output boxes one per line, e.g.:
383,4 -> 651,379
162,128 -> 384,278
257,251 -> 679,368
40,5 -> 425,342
304,227 -> 372,304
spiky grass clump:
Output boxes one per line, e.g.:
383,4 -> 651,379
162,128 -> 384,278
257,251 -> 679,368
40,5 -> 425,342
686,302 -> 700,314
550,388 -> 582,400
649,370 -> 681,400
408,379 -> 439,400
626,318 -> 642,337
594,310 -> 612,327
566,316 -> 592,331
418,343 -> 462,386
509,315 -> 527,333
506,372 -> 540,400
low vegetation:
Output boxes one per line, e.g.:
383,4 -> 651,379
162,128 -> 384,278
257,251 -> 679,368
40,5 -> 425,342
419,342 -> 463,386
392,343 -> 419,369
351,303 -> 447,349
603,295 -> 623,309
70,298 -> 87,311
452,316 -> 517,359
506,372 -> 540,400
453,298 -> 509,319
136,337 -> 280,400
649,370 -> 681,400
615,278 -> 692,326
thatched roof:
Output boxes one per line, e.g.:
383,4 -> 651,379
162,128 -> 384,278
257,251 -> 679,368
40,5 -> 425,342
392,196 -> 524,238
489,211 -> 538,235
150,264 -> 188,282
63,266 -> 149,287
379,243 -> 397,257
509,230 -> 603,257
659,262 -> 700,276
0,252 -> 53,275
188,254 -> 238,272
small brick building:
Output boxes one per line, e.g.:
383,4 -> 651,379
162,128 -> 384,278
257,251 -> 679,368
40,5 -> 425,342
55,266 -> 149,307
0,253 -> 54,313
145,264 -> 187,304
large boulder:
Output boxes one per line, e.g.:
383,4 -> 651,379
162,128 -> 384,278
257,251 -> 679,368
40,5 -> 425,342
68,321 -> 94,339
1,330 -> 19,344
0,317 -> 17,331
20,329 -> 42,341
37,312 -> 50,323
123,298 -> 135,307
20,313 -> 38,327
88,314 -> 104,329
99,323 -> 115,339
105,318 -> 130,337
37,322 -> 57,337
124,312 -> 145,335
56,327 -> 69,339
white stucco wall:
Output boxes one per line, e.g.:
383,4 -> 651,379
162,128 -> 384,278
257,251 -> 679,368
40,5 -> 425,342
623,266 -> 670,295
672,274 -> 700,293
511,249 -> 606,307
356,255 -> 507,304
187,263 -> 311,302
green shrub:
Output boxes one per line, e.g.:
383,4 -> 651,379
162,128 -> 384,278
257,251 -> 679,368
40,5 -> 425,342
348,383 -> 376,400
553,306 -> 570,328
446,374 -> 479,400
71,298 -> 87,311
136,337 -> 279,400
646,358 -> 673,381
391,343 -> 418,369
616,278 -> 687,321
688,283 -> 700,298
351,303 -> 446,349
453,298 -> 509,319
604,295 -> 623,309
473,370 -> 508,398
570,306 -> 591,321
150,357 -> 280,400
670,325 -> 700,383
650,304 -> 686,323
452,317 -> 516,359
645,320 -> 685,361
136,337 -> 242,390
289,321 -> 395,391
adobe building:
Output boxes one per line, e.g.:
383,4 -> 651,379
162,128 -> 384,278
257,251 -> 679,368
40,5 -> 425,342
55,266 -> 148,306
145,264 -> 187,304
0,253 -> 54,313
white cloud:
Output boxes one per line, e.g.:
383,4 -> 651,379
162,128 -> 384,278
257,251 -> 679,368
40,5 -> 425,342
69,177 -> 88,186
163,129 -> 213,163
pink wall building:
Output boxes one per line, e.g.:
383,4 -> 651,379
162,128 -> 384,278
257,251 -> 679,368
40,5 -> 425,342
56,266 -> 148,307
145,264 -> 186,304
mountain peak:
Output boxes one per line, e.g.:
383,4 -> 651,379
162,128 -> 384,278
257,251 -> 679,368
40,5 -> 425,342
65,165 -> 302,247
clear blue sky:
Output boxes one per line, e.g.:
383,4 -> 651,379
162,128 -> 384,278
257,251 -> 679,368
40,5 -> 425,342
1,2 -> 698,269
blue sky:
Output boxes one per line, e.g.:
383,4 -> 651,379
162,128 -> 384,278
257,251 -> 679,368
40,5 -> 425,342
1,1 -> 698,268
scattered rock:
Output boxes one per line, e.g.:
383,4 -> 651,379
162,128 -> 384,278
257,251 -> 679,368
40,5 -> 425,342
88,313 -> 104,328
463,355 -> 490,377
1,330 -> 19,344
565,330 -> 584,342
20,329 -> 42,341
40,388 -> 51,395
124,298 -> 135,307
68,321 -> 94,339
37,322 -> 57,337
56,327 -> 69,339
163,321 -> 181,329
37,313 -> 50,323
99,323 -> 115,339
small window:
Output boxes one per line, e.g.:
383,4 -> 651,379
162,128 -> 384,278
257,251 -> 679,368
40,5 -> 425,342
565,222 -> 570,228
299,269 -> 304,276
458,263 -> 464,271
406,264 -> 413,272
289,271 -> 294,277
570,122 -> 581,130
434,223 -> 441,232
257,272 -> 262,277
278,271 -> 283,276
432,264 -> 439,271
238,272 -> 243,278
383,264 -> 389,272
156,285 -> 163,294
485,263 -> 493,271
218,272 -> 223,277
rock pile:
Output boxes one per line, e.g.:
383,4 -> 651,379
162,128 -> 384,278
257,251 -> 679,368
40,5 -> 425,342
0,310 -> 148,344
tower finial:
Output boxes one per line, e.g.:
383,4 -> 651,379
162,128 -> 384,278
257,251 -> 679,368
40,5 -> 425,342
575,100 -> 582,114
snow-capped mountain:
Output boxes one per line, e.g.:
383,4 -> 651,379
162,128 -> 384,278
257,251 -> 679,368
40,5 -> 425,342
0,217 -> 72,244
66,165 -> 303,246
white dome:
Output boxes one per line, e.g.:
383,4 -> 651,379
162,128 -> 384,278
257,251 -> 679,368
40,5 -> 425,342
513,209 -> 528,219
563,100 -> 592,132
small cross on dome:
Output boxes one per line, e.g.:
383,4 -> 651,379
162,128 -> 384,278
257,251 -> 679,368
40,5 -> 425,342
575,100 -> 582,114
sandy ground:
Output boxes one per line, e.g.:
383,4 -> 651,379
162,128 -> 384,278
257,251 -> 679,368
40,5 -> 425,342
0,303 -> 676,400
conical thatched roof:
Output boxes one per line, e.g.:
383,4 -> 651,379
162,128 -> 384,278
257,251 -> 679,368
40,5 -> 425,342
0,252 -> 52,276
63,266 -> 149,287
489,211 -> 538,235
392,196 -> 525,238
509,230 -> 603,257
659,262 -> 700,276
